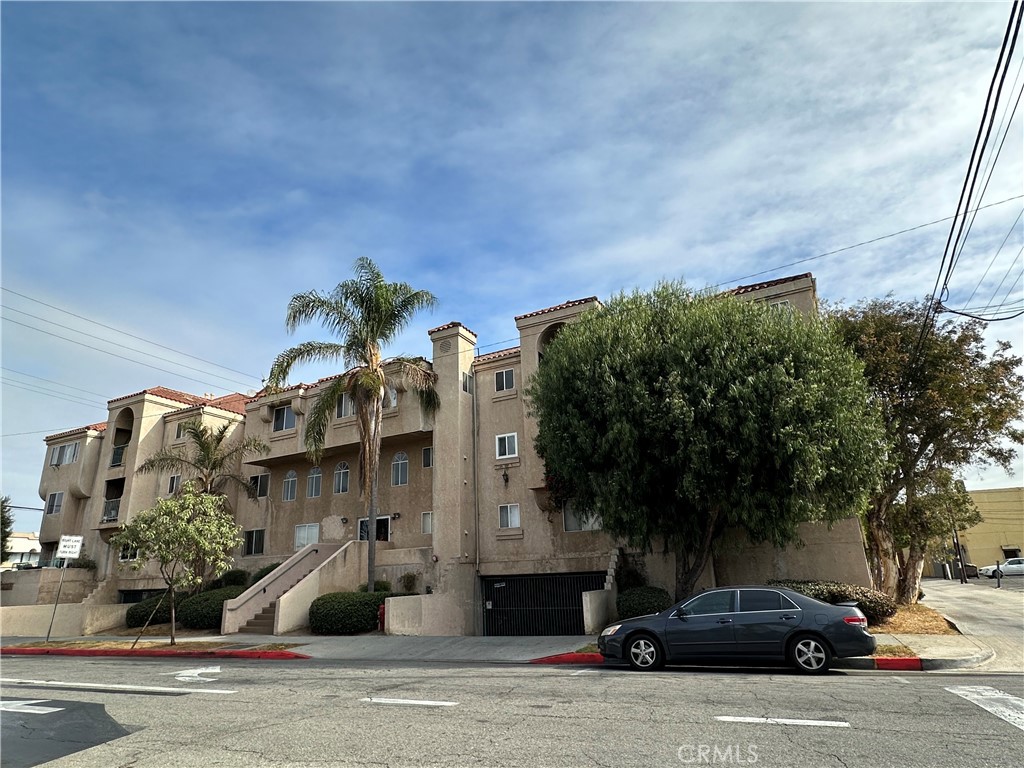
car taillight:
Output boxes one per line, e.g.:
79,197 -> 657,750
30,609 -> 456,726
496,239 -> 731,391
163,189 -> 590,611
844,616 -> 868,628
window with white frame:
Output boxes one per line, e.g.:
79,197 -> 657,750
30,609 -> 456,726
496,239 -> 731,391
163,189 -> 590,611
273,405 -> 296,432
462,372 -> 474,393
391,451 -> 409,486
335,392 -> 355,418
49,442 -> 80,466
307,467 -> 322,498
45,492 -> 64,516
496,433 -> 518,459
249,473 -> 270,498
175,422 -> 188,440
563,502 -> 601,532
167,474 -> 181,495
422,446 -> 433,468
294,523 -> 319,550
334,462 -> 350,494
119,545 -> 139,562
421,511 -> 433,535
495,369 -> 515,392
243,529 -> 265,556
283,470 -> 297,501
499,503 -> 520,529
770,300 -> 792,309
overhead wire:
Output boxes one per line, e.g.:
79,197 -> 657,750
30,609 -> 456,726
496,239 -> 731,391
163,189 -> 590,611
960,208 -> 1023,308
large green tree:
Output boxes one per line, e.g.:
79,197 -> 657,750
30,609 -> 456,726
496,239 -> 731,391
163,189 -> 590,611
831,298 -> 1023,603
1,495 -> 13,563
111,484 -> 242,644
267,257 -> 439,593
137,418 -> 269,502
527,283 -> 884,599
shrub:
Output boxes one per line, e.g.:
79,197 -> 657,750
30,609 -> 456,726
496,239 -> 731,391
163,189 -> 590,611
617,586 -> 673,620
309,591 -> 390,635
251,562 -> 283,585
177,585 -> 248,630
399,572 -> 418,594
357,580 -> 392,593
767,579 -> 898,625
125,591 -> 189,628
207,569 -> 250,590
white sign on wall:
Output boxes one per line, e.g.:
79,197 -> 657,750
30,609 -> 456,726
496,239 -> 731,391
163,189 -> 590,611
56,535 -> 84,560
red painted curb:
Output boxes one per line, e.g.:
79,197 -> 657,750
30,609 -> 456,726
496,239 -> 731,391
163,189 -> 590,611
1,647 -> 310,660
530,652 -> 605,665
874,657 -> 922,671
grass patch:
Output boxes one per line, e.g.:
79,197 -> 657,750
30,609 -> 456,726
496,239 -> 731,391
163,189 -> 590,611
250,643 -> 305,651
575,643 -> 599,654
871,604 -> 958,636
872,643 -> 917,658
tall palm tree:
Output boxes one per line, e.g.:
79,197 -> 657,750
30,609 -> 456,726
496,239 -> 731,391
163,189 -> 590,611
267,257 -> 439,593
137,419 -> 270,502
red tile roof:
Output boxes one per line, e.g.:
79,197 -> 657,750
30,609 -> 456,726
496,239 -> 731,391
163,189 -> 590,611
729,273 -> 812,296
475,346 -> 521,364
514,297 -> 599,322
45,422 -> 108,441
206,393 -> 248,415
108,386 -> 210,407
428,321 -> 477,336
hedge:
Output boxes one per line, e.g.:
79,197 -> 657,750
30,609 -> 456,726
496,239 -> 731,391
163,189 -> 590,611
767,579 -> 898,625
251,562 -> 284,585
207,569 -> 250,590
357,580 -> 392,593
617,586 -> 673,620
309,591 -> 391,635
177,585 -> 248,630
125,591 -> 189,628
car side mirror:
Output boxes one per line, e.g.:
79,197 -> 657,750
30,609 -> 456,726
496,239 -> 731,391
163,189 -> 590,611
677,610 -> 688,621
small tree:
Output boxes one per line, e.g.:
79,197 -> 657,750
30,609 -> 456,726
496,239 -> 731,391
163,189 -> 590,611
110,484 -> 242,644
527,283 -> 885,599
1,495 -> 13,563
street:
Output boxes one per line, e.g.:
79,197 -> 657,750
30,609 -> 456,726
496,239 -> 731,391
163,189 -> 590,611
2,655 -> 1022,767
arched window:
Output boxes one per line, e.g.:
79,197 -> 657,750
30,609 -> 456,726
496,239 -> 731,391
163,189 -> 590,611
391,451 -> 409,486
334,462 -> 350,494
283,470 -> 297,502
307,467 -> 322,498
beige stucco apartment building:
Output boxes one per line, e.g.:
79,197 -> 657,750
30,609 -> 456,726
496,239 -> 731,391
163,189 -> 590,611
6,273 -> 871,635
959,487 -> 1023,568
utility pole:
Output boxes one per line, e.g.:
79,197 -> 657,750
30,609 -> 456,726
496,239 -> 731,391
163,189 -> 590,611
951,520 -> 968,584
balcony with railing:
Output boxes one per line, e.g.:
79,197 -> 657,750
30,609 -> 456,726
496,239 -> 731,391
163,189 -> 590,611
101,498 -> 121,524
110,444 -> 128,468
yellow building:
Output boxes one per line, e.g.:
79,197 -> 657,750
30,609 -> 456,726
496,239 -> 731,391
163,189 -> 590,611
960,487 -> 1024,568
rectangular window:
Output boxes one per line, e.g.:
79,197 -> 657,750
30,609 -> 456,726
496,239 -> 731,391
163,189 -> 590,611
770,300 -> 791,309
243,529 -> 265,556
167,475 -> 181,495
45,492 -> 64,516
422,446 -> 433,468
499,503 -> 520,529
496,433 -> 518,459
334,464 -> 350,494
462,372 -> 474,394
335,392 -> 355,419
273,405 -> 296,432
119,545 -> 139,562
175,422 -> 188,440
249,473 -> 270,498
307,470 -> 322,498
283,473 -> 297,502
294,523 -> 319,550
49,442 -> 80,466
421,511 -> 433,535
495,369 -> 515,392
563,504 -> 601,532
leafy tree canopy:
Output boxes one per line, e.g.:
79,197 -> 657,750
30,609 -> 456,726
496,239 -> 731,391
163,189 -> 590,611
527,283 -> 885,598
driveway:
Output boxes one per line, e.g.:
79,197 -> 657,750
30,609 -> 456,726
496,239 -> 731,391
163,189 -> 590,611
920,577 -> 1024,673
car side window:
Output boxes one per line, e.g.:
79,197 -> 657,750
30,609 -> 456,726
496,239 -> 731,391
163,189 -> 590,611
682,590 -> 735,616
739,589 -> 786,612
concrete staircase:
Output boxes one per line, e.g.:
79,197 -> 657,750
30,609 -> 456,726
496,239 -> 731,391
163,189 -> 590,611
239,602 -> 278,634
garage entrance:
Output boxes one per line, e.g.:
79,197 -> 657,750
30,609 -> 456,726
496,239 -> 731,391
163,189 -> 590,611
481,572 -> 605,636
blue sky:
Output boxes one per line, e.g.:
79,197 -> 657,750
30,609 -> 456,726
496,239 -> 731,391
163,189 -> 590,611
2,2 -> 1022,532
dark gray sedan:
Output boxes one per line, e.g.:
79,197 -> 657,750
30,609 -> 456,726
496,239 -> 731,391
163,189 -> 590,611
598,585 -> 876,674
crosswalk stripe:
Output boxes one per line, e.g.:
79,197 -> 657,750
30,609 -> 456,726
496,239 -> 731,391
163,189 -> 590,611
945,686 -> 1024,732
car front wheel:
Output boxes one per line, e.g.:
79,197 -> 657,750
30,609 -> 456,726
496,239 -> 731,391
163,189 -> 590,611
789,635 -> 832,674
626,634 -> 664,671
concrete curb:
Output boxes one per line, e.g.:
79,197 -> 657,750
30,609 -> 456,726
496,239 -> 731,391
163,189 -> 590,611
530,652 -> 604,665
1,646 -> 310,660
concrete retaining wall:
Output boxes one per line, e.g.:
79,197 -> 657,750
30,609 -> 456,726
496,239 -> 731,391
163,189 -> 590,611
0,568 -> 97,607
384,592 -> 469,636
582,589 -> 616,634
1,603 -> 128,638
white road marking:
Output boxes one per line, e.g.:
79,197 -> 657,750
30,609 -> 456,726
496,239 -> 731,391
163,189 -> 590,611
360,697 -> 458,707
570,668 -> 594,676
159,666 -> 221,682
716,716 -> 850,728
0,699 -> 65,715
945,686 -> 1024,732
892,676 -> 911,684
1,678 -> 236,695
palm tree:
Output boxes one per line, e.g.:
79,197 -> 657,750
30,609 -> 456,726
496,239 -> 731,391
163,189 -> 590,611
267,257 -> 439,593
137,420 -> 270,502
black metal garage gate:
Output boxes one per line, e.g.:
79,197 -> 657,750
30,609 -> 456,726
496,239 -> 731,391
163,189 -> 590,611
481,572 -> 605,636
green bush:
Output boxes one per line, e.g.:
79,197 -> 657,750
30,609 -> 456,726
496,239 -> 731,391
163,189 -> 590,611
177,585 -> 248,630
357,580 -> 392,593
309,591 -> 390,635
399,572 -> 418,594
125,591 -> 189,628
251,562 -> 283,585
767,579 -> 898,625
617,586 -> 673,620
207,569 -> 250,590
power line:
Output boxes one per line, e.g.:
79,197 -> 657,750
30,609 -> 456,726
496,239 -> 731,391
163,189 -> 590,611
0,377 -> 107,408
1,286 -> 262,381
1,429 -> 84,438
1,368 -> 111,399
960,208 -> 1023,308
0,380 -> 106,410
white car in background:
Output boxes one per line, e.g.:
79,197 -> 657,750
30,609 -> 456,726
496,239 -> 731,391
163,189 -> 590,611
978,558 -> 1024,578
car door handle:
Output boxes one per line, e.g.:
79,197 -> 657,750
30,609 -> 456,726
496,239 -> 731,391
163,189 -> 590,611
717,618 -> 733,624
780,615 -> 797,620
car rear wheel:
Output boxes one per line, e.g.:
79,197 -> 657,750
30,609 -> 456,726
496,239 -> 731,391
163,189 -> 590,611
626,634 -> 664,671
789,635 -> 832,674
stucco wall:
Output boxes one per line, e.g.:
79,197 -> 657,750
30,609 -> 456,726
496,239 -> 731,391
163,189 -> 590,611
1,603 -> 128,638
961,487 -> 1023,566
384,592 -> 472,636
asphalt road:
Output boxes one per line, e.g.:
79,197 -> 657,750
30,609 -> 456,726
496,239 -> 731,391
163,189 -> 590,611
2,655 -> 1022,767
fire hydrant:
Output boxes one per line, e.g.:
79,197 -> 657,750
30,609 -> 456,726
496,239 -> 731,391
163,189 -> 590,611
378,602 -> 386,632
